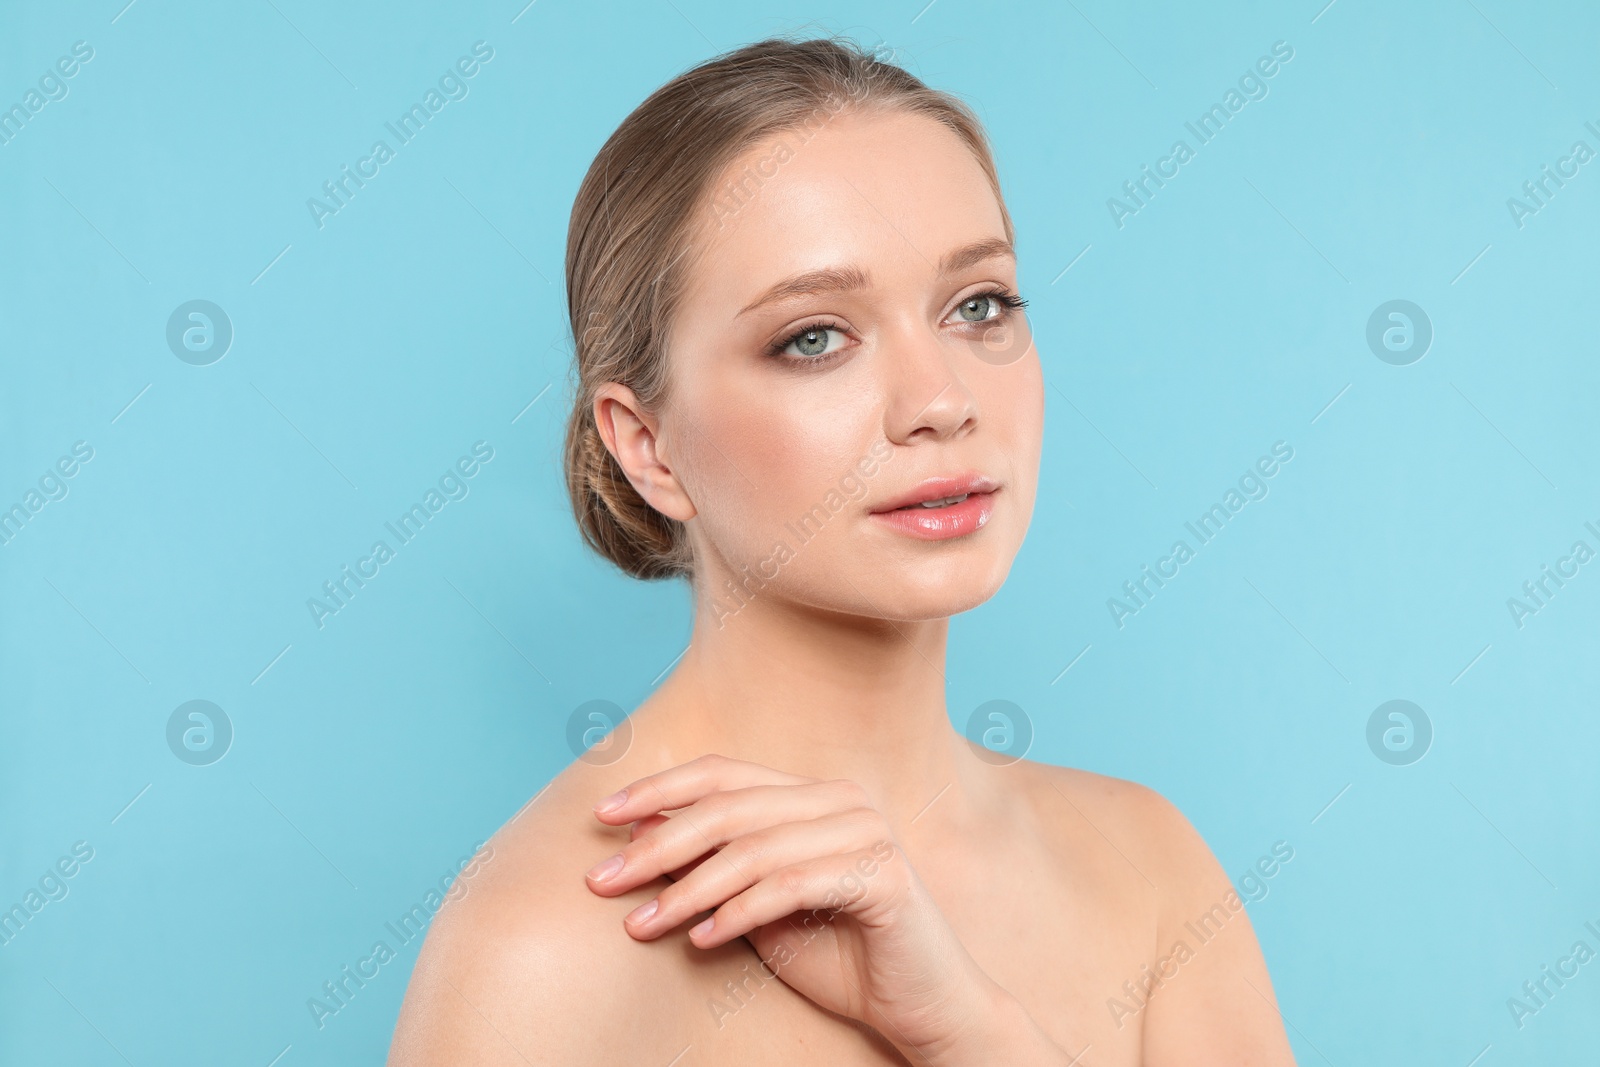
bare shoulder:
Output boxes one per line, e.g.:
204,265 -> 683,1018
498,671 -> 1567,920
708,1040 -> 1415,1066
386,759 -> 686,1067
1018,758 -> 1267,933
1017,760 -> 1296,1064
1012,758 -> 1210,885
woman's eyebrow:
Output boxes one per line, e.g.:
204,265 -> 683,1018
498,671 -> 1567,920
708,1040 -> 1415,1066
736,238 -> 1015,318
937,237 -> 1015,277
738,265 -> 868,316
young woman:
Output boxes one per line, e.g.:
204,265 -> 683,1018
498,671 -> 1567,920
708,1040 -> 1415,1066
389,36 -> 1297,1066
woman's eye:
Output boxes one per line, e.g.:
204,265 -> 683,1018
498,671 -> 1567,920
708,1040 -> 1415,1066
956,295 -> 998,322
783,325 -> 846,358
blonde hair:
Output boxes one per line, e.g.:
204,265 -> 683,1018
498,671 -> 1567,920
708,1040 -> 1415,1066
562,34 -> 1013,580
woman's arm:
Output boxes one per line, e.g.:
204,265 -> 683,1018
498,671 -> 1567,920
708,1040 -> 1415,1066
386,814 -> 677,1067
1135,790 -> 1299,1065
386,867 -> 612,1066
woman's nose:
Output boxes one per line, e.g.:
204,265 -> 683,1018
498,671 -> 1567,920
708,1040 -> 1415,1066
880,323 -> 980,444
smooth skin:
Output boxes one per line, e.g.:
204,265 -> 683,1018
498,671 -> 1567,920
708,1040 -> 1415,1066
388,106 -> 1298,1066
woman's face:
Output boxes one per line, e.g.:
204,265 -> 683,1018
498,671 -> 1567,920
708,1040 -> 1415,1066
646,105 -> 1043,622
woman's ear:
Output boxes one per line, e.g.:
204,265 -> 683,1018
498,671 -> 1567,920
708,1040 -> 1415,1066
593,383 -> 697,522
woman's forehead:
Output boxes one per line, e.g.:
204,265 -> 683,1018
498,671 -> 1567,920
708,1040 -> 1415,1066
683,109 -> 1009,308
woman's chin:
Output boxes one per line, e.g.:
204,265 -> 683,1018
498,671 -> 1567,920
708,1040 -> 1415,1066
695,530 -> 1020,624
897,574 -> 1010,620
832,555 -> 1015,621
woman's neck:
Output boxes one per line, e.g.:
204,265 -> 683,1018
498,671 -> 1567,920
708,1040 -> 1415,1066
628,591 -> 978,828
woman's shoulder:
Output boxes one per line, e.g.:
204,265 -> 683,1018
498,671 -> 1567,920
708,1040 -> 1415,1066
386,758 -> 683,1066
1006,763 -> 1294,1057
1010,757 -> 1231,898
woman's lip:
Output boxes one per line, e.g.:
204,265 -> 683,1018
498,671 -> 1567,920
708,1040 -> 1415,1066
869,489 -> 997,540
870,473 -> 1001,514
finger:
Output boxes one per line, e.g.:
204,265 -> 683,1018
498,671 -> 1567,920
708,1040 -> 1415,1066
629,814 -> 702,882
628,815 -> 668,842
592,752 -> 814,825
682,848 -> 901,949
618,810 -> 892,939
588,781 -> 872,896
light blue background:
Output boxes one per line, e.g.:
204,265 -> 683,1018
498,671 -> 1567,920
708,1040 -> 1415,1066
2,1 -> 1597,1064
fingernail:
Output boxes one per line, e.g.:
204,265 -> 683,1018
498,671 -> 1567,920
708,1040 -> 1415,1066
595,789 -> 628,813
689,916 -> 714,938
587,854 -> 624,882
625,898 -> 658,925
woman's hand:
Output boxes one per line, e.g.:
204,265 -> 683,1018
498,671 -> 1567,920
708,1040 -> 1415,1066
581,753 -> 1025,1065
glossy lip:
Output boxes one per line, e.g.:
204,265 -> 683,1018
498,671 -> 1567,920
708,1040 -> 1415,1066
868,472 -> 1001,514
868,473 -> 1001,542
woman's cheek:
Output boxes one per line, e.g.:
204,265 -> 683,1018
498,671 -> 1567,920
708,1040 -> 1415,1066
676,395 -> 813,551
1011,358 -> 1047,532
991,349 -> 1043,445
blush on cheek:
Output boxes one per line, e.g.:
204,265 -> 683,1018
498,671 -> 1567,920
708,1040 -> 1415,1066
996,357 -> 1044,478
669,394 -> 792,553
676,384 -> 878,570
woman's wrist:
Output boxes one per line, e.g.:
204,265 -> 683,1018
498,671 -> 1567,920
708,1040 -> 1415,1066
890,972 -> 1074,1067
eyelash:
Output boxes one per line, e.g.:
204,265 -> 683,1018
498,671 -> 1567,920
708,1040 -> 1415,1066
765,287 -> 1030,365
